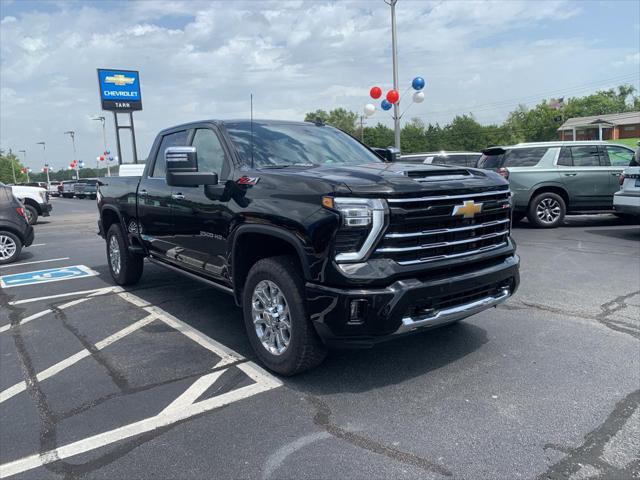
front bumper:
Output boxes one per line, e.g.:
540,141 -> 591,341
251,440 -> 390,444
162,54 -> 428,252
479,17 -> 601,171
306,254 -> 519,348
39,202 -> 52,216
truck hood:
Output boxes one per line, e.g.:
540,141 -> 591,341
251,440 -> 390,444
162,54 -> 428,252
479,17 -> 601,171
257,162 -> 508,196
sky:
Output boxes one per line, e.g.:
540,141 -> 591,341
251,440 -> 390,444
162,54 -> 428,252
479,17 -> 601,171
1,0 -> 639,170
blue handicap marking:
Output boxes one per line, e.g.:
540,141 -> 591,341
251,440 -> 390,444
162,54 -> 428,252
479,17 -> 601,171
0,265 -> 98,288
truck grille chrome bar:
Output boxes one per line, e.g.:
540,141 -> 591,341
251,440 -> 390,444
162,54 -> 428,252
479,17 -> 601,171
384,218 -> 510,239
387,189 -> 510,203
376,230 -> 509,253
394,242 -> 508,266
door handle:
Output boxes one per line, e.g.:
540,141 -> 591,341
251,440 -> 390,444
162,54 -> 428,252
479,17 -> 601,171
563,173 -> 577,177
171,193 -> 185,200
611,172 -> 622,176
139,189 -> 148,197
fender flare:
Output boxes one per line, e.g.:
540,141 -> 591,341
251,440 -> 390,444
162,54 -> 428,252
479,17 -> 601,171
528,182 -> 571,203
99,205 -> 127,237
230,223 -> 313,281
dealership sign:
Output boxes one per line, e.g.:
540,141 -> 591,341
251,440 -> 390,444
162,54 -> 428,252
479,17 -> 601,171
97,68 -> 142,111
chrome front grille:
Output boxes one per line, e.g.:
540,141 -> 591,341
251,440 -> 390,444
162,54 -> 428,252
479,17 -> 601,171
375,188 -> 511,265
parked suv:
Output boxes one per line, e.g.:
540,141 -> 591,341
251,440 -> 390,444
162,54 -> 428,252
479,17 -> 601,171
476,141 -> 636,227
399,151 -> 481,167
0,182 -> 34,264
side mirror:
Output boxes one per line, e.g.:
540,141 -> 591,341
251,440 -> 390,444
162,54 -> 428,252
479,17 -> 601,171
165,146 -> 219,187
372,147 -> 400,163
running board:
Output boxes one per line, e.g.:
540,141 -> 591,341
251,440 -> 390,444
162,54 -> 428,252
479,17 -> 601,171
148,257 -> 234,295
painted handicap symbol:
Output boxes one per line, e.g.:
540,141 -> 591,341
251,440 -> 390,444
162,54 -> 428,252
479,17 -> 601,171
0,265 -> 98,288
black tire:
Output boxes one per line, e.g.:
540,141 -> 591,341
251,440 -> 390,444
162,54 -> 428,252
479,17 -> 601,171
243,255 -> 327,376
106,224 -> 143,285
512,212 -> 525,224
527,192 -> 566,228
24,205 -> 38,225
0,231 -> 22,265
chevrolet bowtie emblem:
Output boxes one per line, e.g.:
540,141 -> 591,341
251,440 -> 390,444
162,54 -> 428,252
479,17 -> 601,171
105,74 -> 135,86
452,200 -> 483,218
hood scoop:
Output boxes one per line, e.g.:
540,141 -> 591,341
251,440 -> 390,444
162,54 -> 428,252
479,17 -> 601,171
404,168 -> 474,182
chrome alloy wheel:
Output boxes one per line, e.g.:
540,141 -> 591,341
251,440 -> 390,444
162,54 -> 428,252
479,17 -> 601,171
536,197 -> 561,224
0,235 -> 17,260
108,235 -> 121,275
252,280 -> 292,355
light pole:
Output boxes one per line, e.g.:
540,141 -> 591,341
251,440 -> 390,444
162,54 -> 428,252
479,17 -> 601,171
63,131 -> 79,180
91,115 -> 110,176
36,142 -> 50,185
386,0 -> 401,150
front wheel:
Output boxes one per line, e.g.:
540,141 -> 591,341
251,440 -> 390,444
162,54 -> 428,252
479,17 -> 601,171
106,224 -> 143,285
243,256 -> 327,375
0,231 -> 22,265
527,192 -> 566,228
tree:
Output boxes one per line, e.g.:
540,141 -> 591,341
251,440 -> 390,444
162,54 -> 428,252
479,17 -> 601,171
304,108 -> 359,135
400,118 -> 426,153
363,123 -> 394,148
0,152 -> 27,184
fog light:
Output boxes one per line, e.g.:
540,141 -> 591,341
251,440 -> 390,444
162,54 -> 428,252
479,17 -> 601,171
348,299 -> 368,325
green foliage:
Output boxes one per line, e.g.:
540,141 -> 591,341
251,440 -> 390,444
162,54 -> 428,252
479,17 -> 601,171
304,84 -> 639,154
0,152 -> 27,184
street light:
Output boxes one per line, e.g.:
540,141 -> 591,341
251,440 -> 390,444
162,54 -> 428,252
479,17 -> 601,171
91,115 -> 110,176
385,0 -> 401,150
63,131 -> 79,180
17,149 -> 27,184
36,142 -> 50,185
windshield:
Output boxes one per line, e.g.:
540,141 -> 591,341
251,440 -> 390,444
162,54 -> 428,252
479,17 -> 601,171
224,121 -> 382,168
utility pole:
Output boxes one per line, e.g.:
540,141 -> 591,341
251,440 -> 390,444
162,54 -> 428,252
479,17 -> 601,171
9,148 -> 17,184
18,150 -> 26,184
64,131 -> 79,180
388,0 -> 401,150
92,115 -> 110,176
36,142 -> 50,185
359,115 -> 365,142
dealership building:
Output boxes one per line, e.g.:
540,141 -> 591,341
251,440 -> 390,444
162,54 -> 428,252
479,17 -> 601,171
558,111 -> 640,141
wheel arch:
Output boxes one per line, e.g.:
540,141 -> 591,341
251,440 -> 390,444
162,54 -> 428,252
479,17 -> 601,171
21,197 -> 41,214
231,224 -> 312,305
529,183 -> 570,208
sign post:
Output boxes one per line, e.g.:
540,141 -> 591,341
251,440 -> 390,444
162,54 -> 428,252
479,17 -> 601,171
97,69 -> 142,165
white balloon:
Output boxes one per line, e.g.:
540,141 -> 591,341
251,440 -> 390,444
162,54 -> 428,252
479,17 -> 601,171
364,103 -> 376,117
413,91 -> 425,103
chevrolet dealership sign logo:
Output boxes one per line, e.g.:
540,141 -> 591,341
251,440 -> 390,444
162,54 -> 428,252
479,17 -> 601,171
452,200 -> 483,218
104,74 -> 136,86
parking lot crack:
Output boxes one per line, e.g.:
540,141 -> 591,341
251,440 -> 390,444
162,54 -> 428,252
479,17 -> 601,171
538,389 -> 640,480
306,395 -> 453,477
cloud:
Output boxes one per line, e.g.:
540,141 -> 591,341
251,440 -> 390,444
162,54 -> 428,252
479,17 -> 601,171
0,0 -> 637,169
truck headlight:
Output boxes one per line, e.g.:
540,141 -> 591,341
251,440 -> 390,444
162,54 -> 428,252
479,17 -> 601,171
323,197 -> 386,263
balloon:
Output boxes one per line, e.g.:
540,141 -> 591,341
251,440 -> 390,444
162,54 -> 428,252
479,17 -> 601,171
412,76 -> 425,90
364,103 -> 376,117
369,86 -> 382,99
412,91 -> 425,103
381,99 -> 392,111
386,89 -> 399,104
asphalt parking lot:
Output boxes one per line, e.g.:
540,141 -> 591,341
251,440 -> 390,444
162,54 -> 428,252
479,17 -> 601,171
1,197 -> 639,480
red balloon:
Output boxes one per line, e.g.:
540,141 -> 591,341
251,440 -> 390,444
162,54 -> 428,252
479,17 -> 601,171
370,86 -> 382,99
386,89 -> 399,104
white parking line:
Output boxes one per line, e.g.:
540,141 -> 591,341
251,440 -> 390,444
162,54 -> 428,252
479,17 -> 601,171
29,244 -> 46,247
8,286 -> 121,306
0,298 -> 92,334
0,258 -> 70,269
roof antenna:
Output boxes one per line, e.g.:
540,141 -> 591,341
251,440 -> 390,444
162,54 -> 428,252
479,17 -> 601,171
250,93 -> 254,169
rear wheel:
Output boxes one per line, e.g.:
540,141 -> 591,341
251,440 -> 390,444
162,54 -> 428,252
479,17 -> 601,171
106,224 -> 143,285
0,231 -> 22,265
24,205 -> 38,225
527,192 -> 566,228
243,256 -> 327,375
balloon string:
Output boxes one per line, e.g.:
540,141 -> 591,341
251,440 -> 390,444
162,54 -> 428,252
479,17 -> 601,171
399,99 -> 416,120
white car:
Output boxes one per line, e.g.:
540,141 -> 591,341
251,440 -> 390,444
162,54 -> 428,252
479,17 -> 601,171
10,185 -> 52,225
614,166 -> 640,218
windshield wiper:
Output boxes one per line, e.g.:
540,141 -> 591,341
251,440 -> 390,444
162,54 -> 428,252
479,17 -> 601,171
259,163 -> 315,169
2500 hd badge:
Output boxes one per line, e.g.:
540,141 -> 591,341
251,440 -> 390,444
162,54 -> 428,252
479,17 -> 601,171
97,119 -> 519,375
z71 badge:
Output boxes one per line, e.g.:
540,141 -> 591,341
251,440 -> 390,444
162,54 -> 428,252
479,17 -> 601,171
237,176 -> 259,186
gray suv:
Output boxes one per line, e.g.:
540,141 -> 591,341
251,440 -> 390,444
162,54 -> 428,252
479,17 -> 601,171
477,141 -> 636,228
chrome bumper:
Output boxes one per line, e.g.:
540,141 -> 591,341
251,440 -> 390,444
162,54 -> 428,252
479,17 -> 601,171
395,287 -> 511,335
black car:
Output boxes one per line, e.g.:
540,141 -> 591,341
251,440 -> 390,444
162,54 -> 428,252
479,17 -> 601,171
0,183 -> 34,264
97,120 -> 519,375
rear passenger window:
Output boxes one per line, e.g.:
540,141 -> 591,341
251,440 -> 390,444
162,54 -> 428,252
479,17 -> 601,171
570,146 -> 600,167
152,130 -> 189,178
558,147 -> 572,166
504,148 -> 547,167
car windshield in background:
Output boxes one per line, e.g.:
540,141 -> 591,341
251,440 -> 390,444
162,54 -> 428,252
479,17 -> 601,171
225,121 -> 382,168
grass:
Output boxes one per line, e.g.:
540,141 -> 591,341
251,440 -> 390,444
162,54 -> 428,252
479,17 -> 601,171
610,138 -> 639,149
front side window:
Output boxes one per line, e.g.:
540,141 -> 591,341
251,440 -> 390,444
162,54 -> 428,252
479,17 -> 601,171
569,146 -> 600,167
225,121 -> 382,168
605,146 -> 635,166
192,129 -> 226,176
152,130 -> 189,178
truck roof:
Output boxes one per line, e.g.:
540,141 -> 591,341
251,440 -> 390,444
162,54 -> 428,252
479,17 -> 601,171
158,119 -> 328,135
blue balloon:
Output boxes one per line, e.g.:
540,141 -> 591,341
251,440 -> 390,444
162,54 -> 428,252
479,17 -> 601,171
381,99 -> 392,111
412,76 -> 425,90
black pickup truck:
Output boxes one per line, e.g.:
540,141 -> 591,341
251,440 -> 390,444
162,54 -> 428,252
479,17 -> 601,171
97,120 -> 519,375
